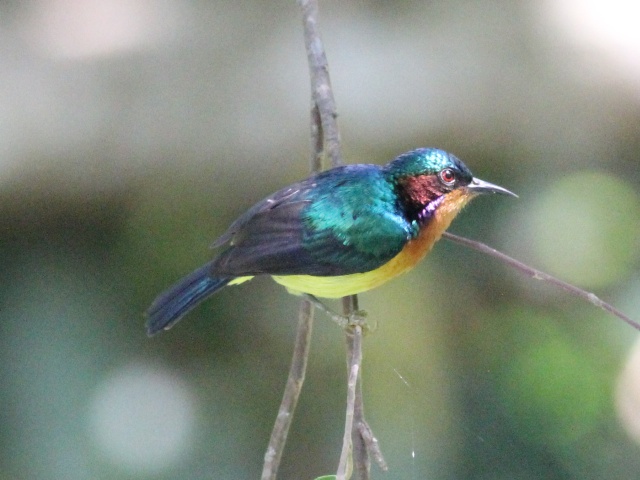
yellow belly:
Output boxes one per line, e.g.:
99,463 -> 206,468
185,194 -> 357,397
271,189 -> 471,298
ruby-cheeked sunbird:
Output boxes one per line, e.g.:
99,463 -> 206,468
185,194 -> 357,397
146,148 -> 516,335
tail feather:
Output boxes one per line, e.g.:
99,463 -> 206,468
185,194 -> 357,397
146,261 -> 231,335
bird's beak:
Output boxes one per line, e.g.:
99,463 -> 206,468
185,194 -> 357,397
467,177 -> 518,198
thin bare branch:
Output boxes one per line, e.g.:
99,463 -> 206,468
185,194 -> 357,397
443,232 -> 640,330
261,300 -> 315,480
298,2 -> 377,479
352,380 -> 371,480
298,0 -> 342,168
300,1 -> 374,477
340,296 -> 387,476
357,420 -> 388,473
261,5 -> 335,478
309,103 -> 324,172
337,324 -> 362,480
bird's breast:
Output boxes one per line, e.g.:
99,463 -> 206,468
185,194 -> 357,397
272,189 -> 472,298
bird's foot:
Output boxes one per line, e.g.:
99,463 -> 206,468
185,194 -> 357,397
346,309 -> 374,331
303,294 -> 373,332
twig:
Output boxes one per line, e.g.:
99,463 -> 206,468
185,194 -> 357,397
299,1 -> 382,478
310,103 -> 324,171
343,296 -> 388,477
442,232 -> 640,330
356,419 -> 388,475
261,9 -> 332,479
261,300 -> 315,480
337,323 -> 361,480
299,0 -> 342,168
351,373 -> 370,480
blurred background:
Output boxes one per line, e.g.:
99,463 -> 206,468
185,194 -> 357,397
1,0 -> 639,478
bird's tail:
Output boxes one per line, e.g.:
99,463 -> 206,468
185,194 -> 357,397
146,261 -> 231,335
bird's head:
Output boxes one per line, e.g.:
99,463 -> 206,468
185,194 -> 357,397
385,148 -> 516,225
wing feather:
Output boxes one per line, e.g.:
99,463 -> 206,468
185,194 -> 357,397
209,165 -> 414,277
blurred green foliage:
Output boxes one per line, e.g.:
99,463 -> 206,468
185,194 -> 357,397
0,1 -> 639,479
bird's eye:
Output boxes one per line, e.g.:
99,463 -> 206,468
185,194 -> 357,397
439,168 -> 456,186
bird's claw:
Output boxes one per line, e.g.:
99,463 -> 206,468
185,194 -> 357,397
302,294 -> 375,332
342,309 -> 377,334
347,309 -> 370,329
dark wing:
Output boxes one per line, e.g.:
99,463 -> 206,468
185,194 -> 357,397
209,166 -> 414,276
209,181 -> 318,275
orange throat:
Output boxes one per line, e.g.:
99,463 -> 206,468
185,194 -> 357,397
403,188 -> 474,266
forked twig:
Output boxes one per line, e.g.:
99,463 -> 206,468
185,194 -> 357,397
342,296 -> 388,477
263,2 -> 379,479
443,232 -> 640,330
300,0 -> 379,477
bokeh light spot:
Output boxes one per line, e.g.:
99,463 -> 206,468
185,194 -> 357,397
544,0 -> 640,81
25,0 -> 183,59
88,363 -> 197,474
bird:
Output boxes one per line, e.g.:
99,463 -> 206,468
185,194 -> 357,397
146,148 -> 516,335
